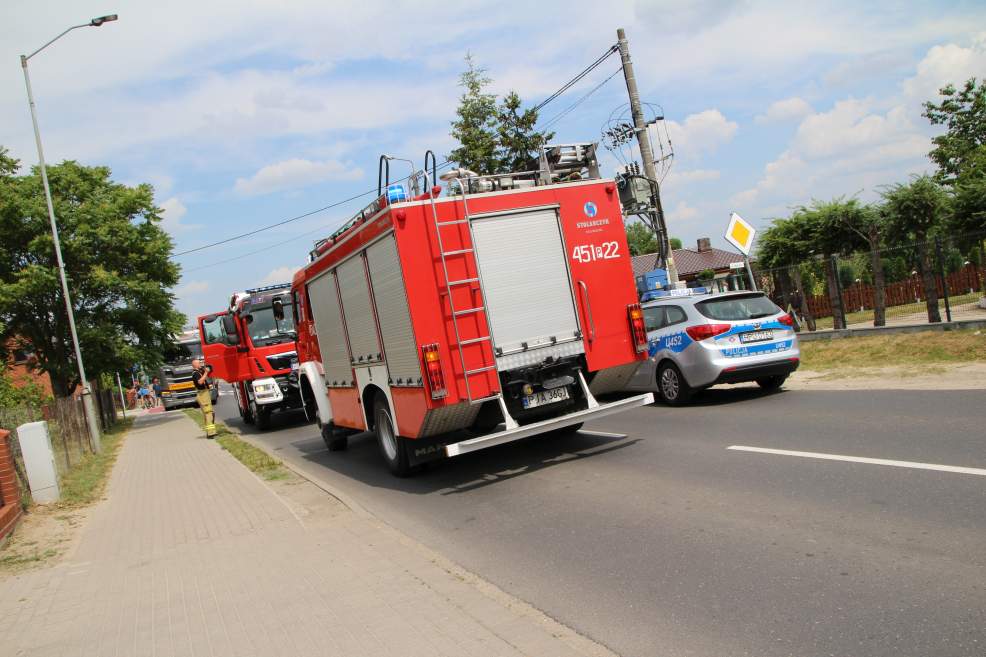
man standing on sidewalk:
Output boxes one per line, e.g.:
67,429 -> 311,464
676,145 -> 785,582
191,358 -> 217,438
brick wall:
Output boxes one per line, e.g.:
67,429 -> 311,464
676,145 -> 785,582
0,429 -> 23,541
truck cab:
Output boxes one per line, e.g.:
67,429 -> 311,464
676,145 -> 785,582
158,331 -> 218,410
197,284 -> 303,429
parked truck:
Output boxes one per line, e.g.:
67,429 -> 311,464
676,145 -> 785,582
291,143 -> 654,475
197,284 -> 303,429
158,330 -> 218,410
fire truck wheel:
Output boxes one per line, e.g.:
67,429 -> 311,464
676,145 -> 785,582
240,402 -> 254,425
374,394 -> 410,477
321,422 -> 348,452
251,401 -> 271,430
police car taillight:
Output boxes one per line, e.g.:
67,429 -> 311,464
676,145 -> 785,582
686,323 -> 730,341
627,304 -> 647,353
421,343 -> 447,400
778,313 -> 794,326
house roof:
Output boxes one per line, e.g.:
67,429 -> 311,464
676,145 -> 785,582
631,246 -> 746,278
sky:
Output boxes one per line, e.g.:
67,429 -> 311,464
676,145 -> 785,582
2,0 -> 985,325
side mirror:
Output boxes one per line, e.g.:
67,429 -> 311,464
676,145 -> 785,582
273,298 -> 285,321
221,314 -> 239,344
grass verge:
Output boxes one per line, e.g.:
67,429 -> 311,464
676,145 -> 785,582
811,292 -> 981,330
58,417 -> 134,507
800,328 -> 986,371
183,409 -> 289,480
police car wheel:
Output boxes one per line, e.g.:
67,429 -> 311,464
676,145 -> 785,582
658,362 -> 692,405
756,375 -> 788,391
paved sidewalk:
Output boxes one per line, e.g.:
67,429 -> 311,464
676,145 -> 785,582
0,412 -> 615,657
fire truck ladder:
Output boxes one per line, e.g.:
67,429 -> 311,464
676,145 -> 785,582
426,178 -> 511,422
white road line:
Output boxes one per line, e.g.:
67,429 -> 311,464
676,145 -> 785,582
578,430 -> 628,439
728,445 -> 986,477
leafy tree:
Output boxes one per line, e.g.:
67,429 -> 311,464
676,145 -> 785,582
449,55 -> 551,175
0,150 -> 184,396
625,221 -> 659,256
669,236 -> 683,250
497,91 -> 552,173
923,78 -> 986,182
449,55 -> 500,175
834,199 -> 889,326
882,176 -> 950,323
950,144 -> 986,235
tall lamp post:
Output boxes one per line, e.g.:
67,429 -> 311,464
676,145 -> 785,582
20,14 -> 119,452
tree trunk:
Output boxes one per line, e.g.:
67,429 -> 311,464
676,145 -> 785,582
791,266 -> 815,330
869,244 -> 886,327
917,242 -> 941,323
824,256 -> 845,330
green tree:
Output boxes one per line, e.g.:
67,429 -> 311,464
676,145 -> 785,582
449,55 -> 500,175
923,78 -> 986,183
950,144 -> 986,235
669,236 -> 683,250
0,150 -> 184,396
497,91 -> 552,173
882,176 -> 950,323
625,221 -> 659,256
449,55 -> 550,175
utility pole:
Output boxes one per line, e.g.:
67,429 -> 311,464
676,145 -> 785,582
617,27 -> 679,286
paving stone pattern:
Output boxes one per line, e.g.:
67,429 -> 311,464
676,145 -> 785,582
0,413 -> 613,657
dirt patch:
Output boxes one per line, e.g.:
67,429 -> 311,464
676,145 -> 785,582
787,362 -> 986,390
0,505 -> 89,579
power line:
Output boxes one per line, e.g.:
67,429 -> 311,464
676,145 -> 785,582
538,67 -> 623,134
530,44 -> 619,114
171,47 -> 618,260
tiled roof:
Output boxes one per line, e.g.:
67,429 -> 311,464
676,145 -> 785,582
631,246 -> 746,278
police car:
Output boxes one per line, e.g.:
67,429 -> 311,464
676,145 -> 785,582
626,290 -> 800,404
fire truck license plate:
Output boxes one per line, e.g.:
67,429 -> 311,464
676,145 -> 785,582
522,387 -> 570,410
740,330 -> 773,343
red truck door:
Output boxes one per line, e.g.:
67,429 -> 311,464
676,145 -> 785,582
198,311 -> 241,383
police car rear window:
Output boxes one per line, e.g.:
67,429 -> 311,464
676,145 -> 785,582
696,294 -> 780,321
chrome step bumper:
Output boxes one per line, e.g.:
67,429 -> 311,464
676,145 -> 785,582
444,392 -> 653,457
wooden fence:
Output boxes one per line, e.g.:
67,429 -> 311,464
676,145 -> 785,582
803,264 -> 984,319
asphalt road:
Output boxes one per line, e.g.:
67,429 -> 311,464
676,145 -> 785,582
215,387 -> 986,657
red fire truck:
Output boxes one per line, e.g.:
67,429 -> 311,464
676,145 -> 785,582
292,144 -> 654,475
197,284 -> 303,429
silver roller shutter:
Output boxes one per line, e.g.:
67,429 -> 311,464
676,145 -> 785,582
471,208 -> 581,355
366,236 -> 421,386
337,256 -> 381,365
307,272 -> 352,386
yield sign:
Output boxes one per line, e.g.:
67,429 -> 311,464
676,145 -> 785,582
725,212 -> 756,256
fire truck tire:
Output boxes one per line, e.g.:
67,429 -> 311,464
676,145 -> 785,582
374,394 -> 410,477
251,401 -> 271,430
321,422 -> 348,452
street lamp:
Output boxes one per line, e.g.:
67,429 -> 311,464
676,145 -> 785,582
20,14 -> 119,452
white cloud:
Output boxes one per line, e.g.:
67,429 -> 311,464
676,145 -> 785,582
755,97 -> 814,124
261,266 -> 300,286
176,280 -> 210,296
666,110 -> 738,159
234,159 -> 364,196
668,200 -> 700,223
159,197 -> 200,234
902,37 -> 986,103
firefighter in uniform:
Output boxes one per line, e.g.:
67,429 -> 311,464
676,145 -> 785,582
191,358 -> 217,438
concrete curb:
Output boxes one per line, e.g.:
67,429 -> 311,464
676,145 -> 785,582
234,428 -> 622,657
797,318 -> 986,341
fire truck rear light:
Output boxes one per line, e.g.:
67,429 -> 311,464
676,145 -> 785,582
685,323 -> 731,341
421,343 -> 447,400
627,303 -> 647,353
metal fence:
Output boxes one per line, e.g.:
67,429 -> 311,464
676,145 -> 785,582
755,232 -> 986,331
0,383 -> 122,503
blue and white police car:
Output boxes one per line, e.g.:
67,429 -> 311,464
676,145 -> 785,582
626,290 -> 800,404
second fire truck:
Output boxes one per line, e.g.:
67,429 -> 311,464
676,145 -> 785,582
197,284 -> 303,429
292,144 -> 654,475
